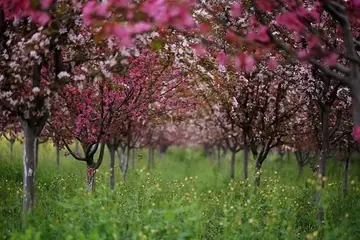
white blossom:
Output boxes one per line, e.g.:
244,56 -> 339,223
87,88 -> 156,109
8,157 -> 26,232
32,87 -> 41,94
58,71 -> 70,79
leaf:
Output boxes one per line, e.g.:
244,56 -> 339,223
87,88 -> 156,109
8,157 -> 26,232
149,38 -> 164,51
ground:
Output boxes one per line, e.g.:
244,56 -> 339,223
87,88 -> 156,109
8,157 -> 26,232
1,141 -> 360,240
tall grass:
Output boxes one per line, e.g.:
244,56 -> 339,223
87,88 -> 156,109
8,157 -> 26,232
1,140 -> 360,239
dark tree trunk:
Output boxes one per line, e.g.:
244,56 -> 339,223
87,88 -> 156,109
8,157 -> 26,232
147,147 -> 152,170
230,150 -> 236,180
118,146 -> 129,182
22,124 -> 37,226
86,161 -> 96,192
243,135 -> 249,180
123,147 -> 130,182
316,108 -> 330,222
108,146 -> 115,190
297,165 -> 304,180
279,151 -> 285,169
151,147 -> 155,167
34,139 -> 39,168
148,147 -> 155,170
344,153 -> 350,194
254,151 -> 269,187
56,148 -> 60,167
159,144 -> 168,161
217,146 -> 221,168
254,160 -> 262,187
9,140 -> 14,155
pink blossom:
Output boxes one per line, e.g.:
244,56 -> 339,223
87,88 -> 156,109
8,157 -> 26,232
244,55 -> 255,72
41,0 -> 53,8
225,30 -> 237,41
308,35 -> 320,49
191,44 -> 207,57
234,54 -> 256,72
230,2 -> 242,18
30,11 -> 50,25
246,26 -> 269,43
108,0 -> 129,8
267,58 -> 277,69
82,1 -> 110,25
199,23 -> 210,33
82,1 -> 98,25
297,50 -> 309,59
217,51 -> 226,66
256,0 -> 273,12
276,12 -> 304,31
353,126 -> 360,140
132,22 -> 152,33
324,53 -> 338,66
112,25 -> 132,47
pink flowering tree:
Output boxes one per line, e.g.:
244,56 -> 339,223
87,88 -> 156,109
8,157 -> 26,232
192,0 -> 360,140
0,0 -> 112,220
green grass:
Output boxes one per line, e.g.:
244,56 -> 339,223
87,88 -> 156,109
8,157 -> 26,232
1,140 -> 360,240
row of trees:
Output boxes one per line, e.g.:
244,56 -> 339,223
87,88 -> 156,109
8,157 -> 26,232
1,0 -> 360,226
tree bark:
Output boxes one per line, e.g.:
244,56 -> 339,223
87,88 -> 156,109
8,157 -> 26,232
243,135 -> 249,180
108,146 -> 115,190
56,148 -> 60,167
151,147 -> 155,167
86,160 -> 96,192
9,139 -> 14,155
316,107 -> 330,222
22,124 -> 37,226
34,139 -> 39,169
119,146 -> 129,182
75,141 -> 79,153
148,147 -> 155,170
230,150 -> 236,180
344,153 -> 350,194
254,153 -> 268,187
254,160 -> 262,187
297,165 -> 304,180
131,148 -> 136,169
122,147 -> 129,182
217,146 -> 221,168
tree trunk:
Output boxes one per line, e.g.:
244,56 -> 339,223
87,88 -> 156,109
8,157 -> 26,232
56,148 -> 60,166
243,135 -> 249,180
75,140 -> 79,153
316,108 -> 330,222
147,147 -> 151,170
109,146 -> 115,190
9,140 -> 14,155
159,144 -> 168,161
34,139 -> 39,168
254,155 -> 266,187
86,161 -> 96,192
22,124 -> 37,226
217,146 -> 221,168
131,148 -> 136,169
122,147 -> 130,182
151,147 -> 155,167
230,150 -> 236,180
297,165 -> 303,180
254,161 -> 262,187
148,147 -> 155,170
279,151 -> 285,169
344,154 -> 350,194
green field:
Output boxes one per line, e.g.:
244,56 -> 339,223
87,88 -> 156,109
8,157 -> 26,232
1,140 -> 360,240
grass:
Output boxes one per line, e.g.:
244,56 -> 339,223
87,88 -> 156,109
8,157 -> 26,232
1,139 -> 360,239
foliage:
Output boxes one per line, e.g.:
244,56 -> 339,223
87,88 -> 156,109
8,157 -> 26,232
1,142 -> 360,240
